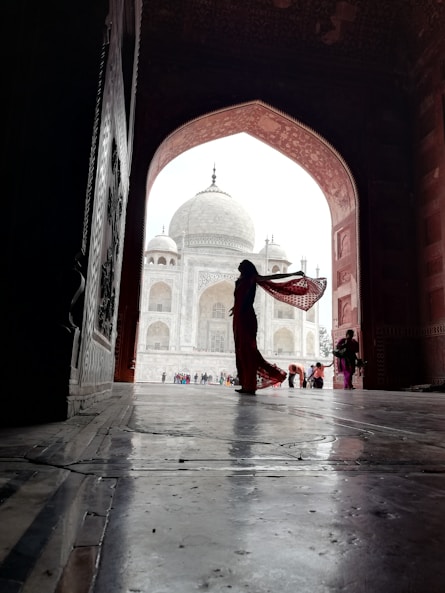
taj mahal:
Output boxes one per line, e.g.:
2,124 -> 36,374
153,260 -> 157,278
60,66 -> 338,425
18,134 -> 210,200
135,170 -> 329,384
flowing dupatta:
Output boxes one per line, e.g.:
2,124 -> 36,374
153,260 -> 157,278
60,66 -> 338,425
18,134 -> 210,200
257,275 -> 327,311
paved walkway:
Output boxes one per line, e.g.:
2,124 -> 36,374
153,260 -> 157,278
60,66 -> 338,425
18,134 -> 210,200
0,383 -> 444,592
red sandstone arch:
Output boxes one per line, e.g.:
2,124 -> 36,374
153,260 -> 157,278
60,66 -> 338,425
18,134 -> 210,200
145,101 -> 361,387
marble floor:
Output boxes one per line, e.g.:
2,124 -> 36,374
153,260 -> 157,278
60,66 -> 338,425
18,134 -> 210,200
0,382 -> 444,593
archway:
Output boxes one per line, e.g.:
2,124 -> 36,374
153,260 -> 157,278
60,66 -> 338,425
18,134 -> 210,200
144,101 -> 360,387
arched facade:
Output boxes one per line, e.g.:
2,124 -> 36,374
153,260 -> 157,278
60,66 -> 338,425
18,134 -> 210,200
136,184 -> 324,383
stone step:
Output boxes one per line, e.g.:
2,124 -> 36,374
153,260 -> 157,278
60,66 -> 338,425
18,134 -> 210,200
0,468 -> 116,593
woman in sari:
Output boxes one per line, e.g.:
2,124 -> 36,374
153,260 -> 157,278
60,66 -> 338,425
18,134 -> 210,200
230,260 -> 327,395
336,329 -> 360,389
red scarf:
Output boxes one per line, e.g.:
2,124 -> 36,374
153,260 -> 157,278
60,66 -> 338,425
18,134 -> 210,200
257,276 -> 327,311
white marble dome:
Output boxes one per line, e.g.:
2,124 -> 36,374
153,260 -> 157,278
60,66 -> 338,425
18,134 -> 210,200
169,173 -> 255,253
146,232 -> 178,254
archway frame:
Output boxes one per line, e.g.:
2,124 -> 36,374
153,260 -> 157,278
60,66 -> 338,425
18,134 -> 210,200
144,100 -> 362,386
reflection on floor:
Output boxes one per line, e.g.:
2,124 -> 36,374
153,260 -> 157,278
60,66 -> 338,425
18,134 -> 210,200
0,383 -> 444,593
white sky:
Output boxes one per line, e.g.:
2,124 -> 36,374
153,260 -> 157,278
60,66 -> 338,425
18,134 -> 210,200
144,132 -> 332,329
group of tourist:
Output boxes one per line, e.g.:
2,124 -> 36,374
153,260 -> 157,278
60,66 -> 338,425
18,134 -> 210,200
286,330 -> 362,391
168,372 -> 215,384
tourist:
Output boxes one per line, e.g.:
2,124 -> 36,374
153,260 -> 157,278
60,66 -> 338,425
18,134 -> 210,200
294,363 -> 305,387
309,360 -> 334,389
288,363 -> 297,387
306,364 -> 315,388
288,363 -> 305,388
335,329 -> 360,389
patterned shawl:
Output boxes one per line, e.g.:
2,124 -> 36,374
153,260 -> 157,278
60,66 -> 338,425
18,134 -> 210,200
257,275 -> 327,311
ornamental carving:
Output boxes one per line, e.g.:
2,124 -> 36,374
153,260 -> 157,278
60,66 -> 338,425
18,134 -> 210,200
98,140 -> 123,340
337,269 -> 351,285
185,234 -> 252,252
338,296 -> 352,326
337,230 -> 351,259
198,271 -> 237,291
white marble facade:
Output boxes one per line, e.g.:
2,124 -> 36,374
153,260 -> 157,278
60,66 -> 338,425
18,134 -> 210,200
135,174 -> 327,384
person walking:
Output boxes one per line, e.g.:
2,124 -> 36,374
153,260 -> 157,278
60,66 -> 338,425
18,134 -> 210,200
335,329 -> 360,389
230,259 -> 327,395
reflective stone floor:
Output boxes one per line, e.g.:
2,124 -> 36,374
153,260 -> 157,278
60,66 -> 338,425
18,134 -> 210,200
0,383 -> 444,593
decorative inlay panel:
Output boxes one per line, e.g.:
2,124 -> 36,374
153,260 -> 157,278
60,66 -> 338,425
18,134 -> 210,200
338,296 -> 352,326
336,229 -> 351,259
425,256 -> 443,276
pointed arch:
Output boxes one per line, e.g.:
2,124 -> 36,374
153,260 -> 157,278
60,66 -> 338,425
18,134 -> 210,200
146,321 -> 170,351
149,282 -> 172,312
145,101 -> 360,369
197,280 -> 234,352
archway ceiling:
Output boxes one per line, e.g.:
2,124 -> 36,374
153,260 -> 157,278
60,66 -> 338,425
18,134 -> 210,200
139,0 -> 444,198
141,0 -> 444,71
140,0 -> 443,223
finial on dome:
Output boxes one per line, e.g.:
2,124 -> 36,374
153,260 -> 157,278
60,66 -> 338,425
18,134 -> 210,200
212,164 -> 216,186
271,234 -> 274,244
162,225 -> 165,234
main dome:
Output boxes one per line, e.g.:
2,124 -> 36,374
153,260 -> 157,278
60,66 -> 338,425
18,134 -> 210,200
169,172 -> 255,253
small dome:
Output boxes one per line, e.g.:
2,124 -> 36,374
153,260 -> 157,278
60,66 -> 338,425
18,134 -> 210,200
169,170 -> 255,253
146,233 -> 178,254
259,239 -> 288,260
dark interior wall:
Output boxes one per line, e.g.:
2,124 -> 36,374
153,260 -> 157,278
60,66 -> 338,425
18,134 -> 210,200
4,2 -> 443,420
3,1 -> 108,422
412,34 -> 445,385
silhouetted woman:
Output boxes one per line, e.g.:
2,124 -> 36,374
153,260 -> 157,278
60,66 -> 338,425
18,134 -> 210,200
230,259 -> 327,395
